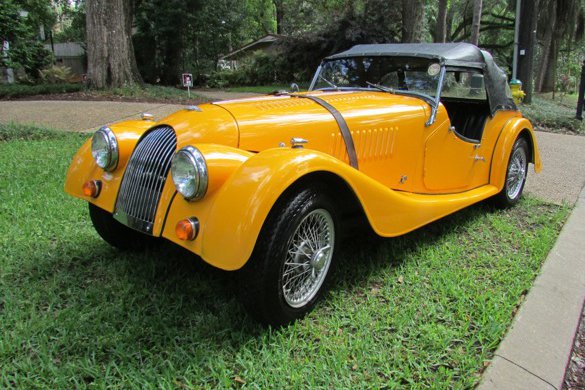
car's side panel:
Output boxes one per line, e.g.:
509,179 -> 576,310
217,92 -> 429,192
422,108 -> 520,193
161,147 -> 499,271
489,116 -> 542,191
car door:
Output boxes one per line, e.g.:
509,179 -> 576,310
422,71 -> 491,193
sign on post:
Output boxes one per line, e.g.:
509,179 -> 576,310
182,73 -> 193,98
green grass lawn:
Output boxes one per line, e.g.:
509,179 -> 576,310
91,84 -> 204,103
0,83 -> 205,104
0,123 -> 569,388
225,84 -> 309,94
0,83 -> 84,99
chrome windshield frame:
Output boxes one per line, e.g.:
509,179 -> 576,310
309,63 -> 322,91
425,64 -> 446,126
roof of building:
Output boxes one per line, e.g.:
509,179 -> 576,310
219,34 -> 287,61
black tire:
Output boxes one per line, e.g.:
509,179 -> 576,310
494,137 -> 529,208
239,186 -> 339,327
88,203 -> 158,250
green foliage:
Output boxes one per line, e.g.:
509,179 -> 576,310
274,0 -> 403,83
520,95 -> 585,135
0,124 -> 569,387
0,0 -> 53,79
0,83 -> 82,98
209,52 -> 289,87
39,65 -> 73,84
133,0 -> 274,85
52,1 -> 86,43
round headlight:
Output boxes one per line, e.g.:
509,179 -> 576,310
91,127 -> 118,171
171,146 -> 208,201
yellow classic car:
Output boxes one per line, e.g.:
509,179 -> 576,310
65,43 -> 541,326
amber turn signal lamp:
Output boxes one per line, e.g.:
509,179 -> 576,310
82,180 -> 101,198
175,217 -> 199,241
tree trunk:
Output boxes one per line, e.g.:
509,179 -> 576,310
86,0 -> 142,89
273,0 -> 284,34
446,1 -> 456,41
536,0 -> 557,92
401,0 -> 425,43
517,0 -> 539,103
470,0 -> 483,45
541,36 -> 560,92
434,0 -> 448,43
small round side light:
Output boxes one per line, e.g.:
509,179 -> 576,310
175,217 -> 200,241
82,180 -> 101,198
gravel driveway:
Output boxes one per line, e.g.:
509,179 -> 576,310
1,99 -> 583,205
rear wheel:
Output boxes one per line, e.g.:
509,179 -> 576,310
494,137 -> 529,208
239,187 -> 339,326
88,203 -> 158,250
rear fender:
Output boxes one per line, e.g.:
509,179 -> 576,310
489,117 -> 542,191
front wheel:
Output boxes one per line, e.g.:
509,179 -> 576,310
239,187 -> 339,326
494,137 -> 529,208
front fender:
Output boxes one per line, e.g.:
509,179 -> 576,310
163,147 -> 501,271
64,120 -> 155,212
489,117 -> 542,191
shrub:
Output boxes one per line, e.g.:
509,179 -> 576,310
0,83 -> 83,99
39,65 -> 74,84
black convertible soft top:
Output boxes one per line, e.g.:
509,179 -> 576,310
325,43 -> 516,114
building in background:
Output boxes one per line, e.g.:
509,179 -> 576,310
218,34 -> 286,70
45,42 -> 86,77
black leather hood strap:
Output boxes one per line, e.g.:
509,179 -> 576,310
291,94 -> 359,169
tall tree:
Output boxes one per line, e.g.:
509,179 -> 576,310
86,0 -> 142,88
470,0 -> 483,45
401,0 -> 425,42
517,0 -> 539,103
435,0 -> 448,42
536,0 -> 583,92
273,0 -> 284,34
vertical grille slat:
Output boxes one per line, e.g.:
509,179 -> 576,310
114,126 -> 177,234
147,131 -> 175,218
147,133 -> 175,219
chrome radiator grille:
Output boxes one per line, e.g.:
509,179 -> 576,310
114,126 -> 177,234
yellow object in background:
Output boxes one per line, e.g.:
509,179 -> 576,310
510,79 -> 526,104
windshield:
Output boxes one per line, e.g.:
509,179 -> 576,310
311,56 -> 442,100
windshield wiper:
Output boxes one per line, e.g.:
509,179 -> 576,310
319,75 -> 338,89
366,81 -> 436,108
366,81 -> 395,94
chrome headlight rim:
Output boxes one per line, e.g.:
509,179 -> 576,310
171,145 -> 208,201
91,127 -> 119,172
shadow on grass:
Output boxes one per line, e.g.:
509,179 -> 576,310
4,199 -> 501,377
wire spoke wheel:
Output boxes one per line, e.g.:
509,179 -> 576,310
506,145 -> 527,200
281,209 -> 335,308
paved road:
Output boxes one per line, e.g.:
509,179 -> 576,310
525,130 -> 585,205
1,99 -> 584,205
0,100 -> 184,133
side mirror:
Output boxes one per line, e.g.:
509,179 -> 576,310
290,83 -> 300,92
